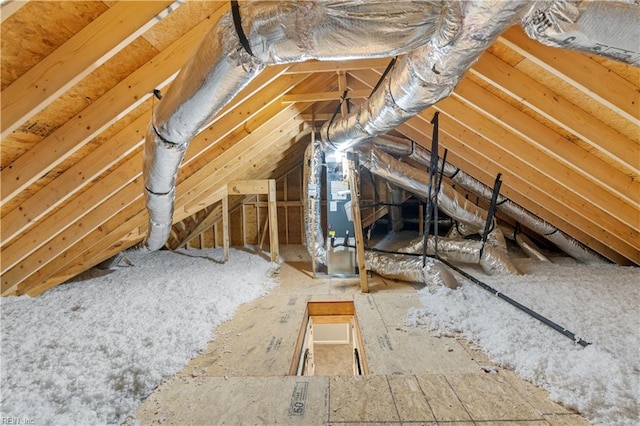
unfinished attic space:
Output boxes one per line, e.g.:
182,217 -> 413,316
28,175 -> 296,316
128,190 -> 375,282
1,0 -> 639,424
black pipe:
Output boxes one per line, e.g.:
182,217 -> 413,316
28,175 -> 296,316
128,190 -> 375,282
359,245 -> 591,347
435,256 -> 591,347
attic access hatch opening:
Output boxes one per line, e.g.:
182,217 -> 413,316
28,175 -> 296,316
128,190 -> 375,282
290,301 -> 368,376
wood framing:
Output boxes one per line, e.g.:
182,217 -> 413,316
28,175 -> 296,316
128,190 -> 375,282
1,2 -> 638,297
227,179 -> 280,263
347,154 -> 368,293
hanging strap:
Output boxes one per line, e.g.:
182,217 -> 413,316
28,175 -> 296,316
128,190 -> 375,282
422,111 -> 440,267
324,90 -> 350,149
369,56 -> 397,96
480,173 -> 502,258
231,0 -> 253,56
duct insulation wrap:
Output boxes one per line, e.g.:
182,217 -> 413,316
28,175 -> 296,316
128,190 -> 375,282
365,251 -> 460,289
143,11 -> 263,250
359,146 -> 489,236
142,0 -> 459,251
446,164 -> 607,264
514,232 -> 551,263
303,139 -> 326,264
143,188 -> 176,251
368,136 -> 604,264
321,0 -> 532,150
400,236 -> 520,275
521,0 -> 640,66
240,1 -> 447,63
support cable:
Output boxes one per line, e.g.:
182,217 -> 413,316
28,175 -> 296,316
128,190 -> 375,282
357,246 -> 590,347
369,56 -> 397,97
422,111 -> 440,267
325,90 -> 349,149
434,148 -> 448,258
479,173 -> 502,259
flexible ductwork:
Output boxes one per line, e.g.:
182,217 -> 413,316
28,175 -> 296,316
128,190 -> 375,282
143,0 -> 458,250
513,231 -> 551,263
365,251 -> 460,289
320,1 -> 533,150
302,140 -> 460,287
399,236 -> 520,275
521,0 -> 640,66
303,138 -> 326,263
359,146 -> 490,236
357,144 -> 519,274
142,0 -> 636,252
369,135 -> 605,263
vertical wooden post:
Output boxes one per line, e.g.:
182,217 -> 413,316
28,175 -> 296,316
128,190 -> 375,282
222,192 -> 230,262
418,204 -> 424,235
347,153 -> 368,293
268,179 -> 280,263
309,133 -> 317,278
259,215 -> 269,250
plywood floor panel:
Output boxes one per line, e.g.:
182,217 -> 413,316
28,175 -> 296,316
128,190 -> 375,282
387,375 -> 437,423
130,245 -> 591,425
415,374 -> 474,422
447,373 -> 540,421
328,376 -> 399,423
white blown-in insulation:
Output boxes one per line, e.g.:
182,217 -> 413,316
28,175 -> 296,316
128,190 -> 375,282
0,249 -> 278,425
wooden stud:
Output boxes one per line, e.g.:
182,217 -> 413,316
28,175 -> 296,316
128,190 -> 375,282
499,26 -> 640,124
0,2 -> 223,205
228,180 -> 271,195
285,58 -> 390,74
222,194 -> 230,263
281,89 -> 370,104
1,1 -> 180,138
347,155 -> 368,293
268,179 -> 280,263
259,215 -> 269,251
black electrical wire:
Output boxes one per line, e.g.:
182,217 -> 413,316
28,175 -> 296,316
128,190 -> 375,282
436,256 -> 591,347
354,245 -> 590,347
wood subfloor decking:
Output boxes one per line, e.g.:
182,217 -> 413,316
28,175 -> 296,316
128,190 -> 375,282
131,246 -> 591,425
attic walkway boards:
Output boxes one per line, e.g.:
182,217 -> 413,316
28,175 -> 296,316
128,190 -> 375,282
132,254 -> 590,425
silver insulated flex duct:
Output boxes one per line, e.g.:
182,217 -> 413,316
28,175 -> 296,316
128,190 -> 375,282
521,0 -> 640,66
358,144 -> 519,274
368,135 -> 605,264
142,0 -> 638,251
303,138 -> 326,264
320,0 -> 533,150
359,146 -> 489,236
365,251 -> 460,289
399,236 -> 520,275
302,140 -> 459,287
143,0 -> 450,250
